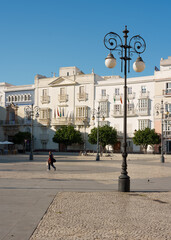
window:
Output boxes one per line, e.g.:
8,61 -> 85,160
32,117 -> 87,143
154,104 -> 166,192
128,87 -> 132,94
101,89 -> 106,97
60,88 -> 65,95
138,99 -> 148,110
115,88 -> 120,95
166,83 -> 171,94
24,95 -> 27,101
28,94 -> 31,101
164,120 -> 171,136
138,119 -> 150,130
67,72 -> 69,76
128,103 -> 134,112
99,101 -> 108,117
141,86 -> 146,93
79,86 -> 84,94
76,106 -> 88,118
40,109 -> 50,119
165,103 -> 171,115
114,104 -> 121,113
42,89 -> 47,96
114,105 -> 120,112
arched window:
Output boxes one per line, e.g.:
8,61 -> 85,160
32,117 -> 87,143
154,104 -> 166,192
28,94 -> 31,101
18,95 -> 20,101
24,95 -> 27,101
12,96 -> 14,102
15,96 -> 17,101
21,95 -> 23,101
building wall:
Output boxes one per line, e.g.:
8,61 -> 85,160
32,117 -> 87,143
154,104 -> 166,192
154,58 -> 171,153
0,57 -> 171,153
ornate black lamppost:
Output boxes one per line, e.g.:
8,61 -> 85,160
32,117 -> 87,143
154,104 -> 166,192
24,104 -> 39,160
104,26 -> 146,192
92,106 -> 105,161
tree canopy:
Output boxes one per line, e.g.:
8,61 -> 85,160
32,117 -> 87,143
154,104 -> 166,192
88,125 -> 117,151
13,131 -> 31,145
52,125 -> 83,150
133,127 -> 161,152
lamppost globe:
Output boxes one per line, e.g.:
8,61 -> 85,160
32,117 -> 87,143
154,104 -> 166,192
105,53 -> 116,68
133,57 -> 145,72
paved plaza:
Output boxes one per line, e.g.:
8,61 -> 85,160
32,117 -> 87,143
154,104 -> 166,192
0,153 -> 171,239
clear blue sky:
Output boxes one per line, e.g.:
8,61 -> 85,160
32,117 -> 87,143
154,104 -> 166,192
0,0 -> 171,85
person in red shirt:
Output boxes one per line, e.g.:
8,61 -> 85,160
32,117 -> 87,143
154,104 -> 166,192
47,151 -> 56,171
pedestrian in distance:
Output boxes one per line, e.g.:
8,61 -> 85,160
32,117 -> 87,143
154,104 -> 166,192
47,151 -> 56,171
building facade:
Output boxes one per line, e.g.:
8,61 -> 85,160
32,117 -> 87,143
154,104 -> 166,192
0,57 -> 171,153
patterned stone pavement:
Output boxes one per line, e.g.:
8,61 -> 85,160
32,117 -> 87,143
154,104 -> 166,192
30,191 -> 171,240
0,154 -> 171,240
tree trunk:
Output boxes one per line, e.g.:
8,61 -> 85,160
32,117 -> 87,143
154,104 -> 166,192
145,145 -> 148,154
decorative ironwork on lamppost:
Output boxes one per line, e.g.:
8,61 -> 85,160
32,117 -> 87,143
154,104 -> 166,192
155,100 -> 168,163
24,104 -> 39,160
92,106 -> 105,161
104,26 -> 146,192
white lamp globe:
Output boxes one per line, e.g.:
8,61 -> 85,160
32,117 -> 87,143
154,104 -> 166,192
133,56 -> 145,72
105,53 -> 116,68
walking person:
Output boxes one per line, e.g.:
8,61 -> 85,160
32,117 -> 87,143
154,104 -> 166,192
47,151 -> 56,171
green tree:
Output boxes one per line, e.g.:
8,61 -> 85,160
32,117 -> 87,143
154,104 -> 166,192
52,125 -> 83,151
133,127 -> 161,153
13,131 -> 31,152
88,125 -> 117,152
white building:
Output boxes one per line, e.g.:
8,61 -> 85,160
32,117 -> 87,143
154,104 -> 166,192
0,57 -> 171,153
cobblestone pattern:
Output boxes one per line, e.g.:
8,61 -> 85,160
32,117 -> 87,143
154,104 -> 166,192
30,192 -> 171,240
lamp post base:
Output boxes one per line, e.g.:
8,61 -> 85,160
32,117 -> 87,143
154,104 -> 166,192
161,155 -> 165,163
29,152 -> 33,161
96,154 -> 100,161
118,175 -> 130,192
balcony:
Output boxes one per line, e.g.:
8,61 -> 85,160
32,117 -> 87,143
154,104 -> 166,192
51,117 -> 73,126
113,94 -> 123,101
75,117 -> 88,126
127,92 -> 135,100
58,94 -> 68,102
41,95 -> 50,104
127,109 -> 137,117
138,108 -> 149,116
39,118 -> 50,126
113,110 -> 123,118
139,91 -> 149,98
163,89 -> 171,97
77,92 -> 88,101
99,94 -> 109,101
